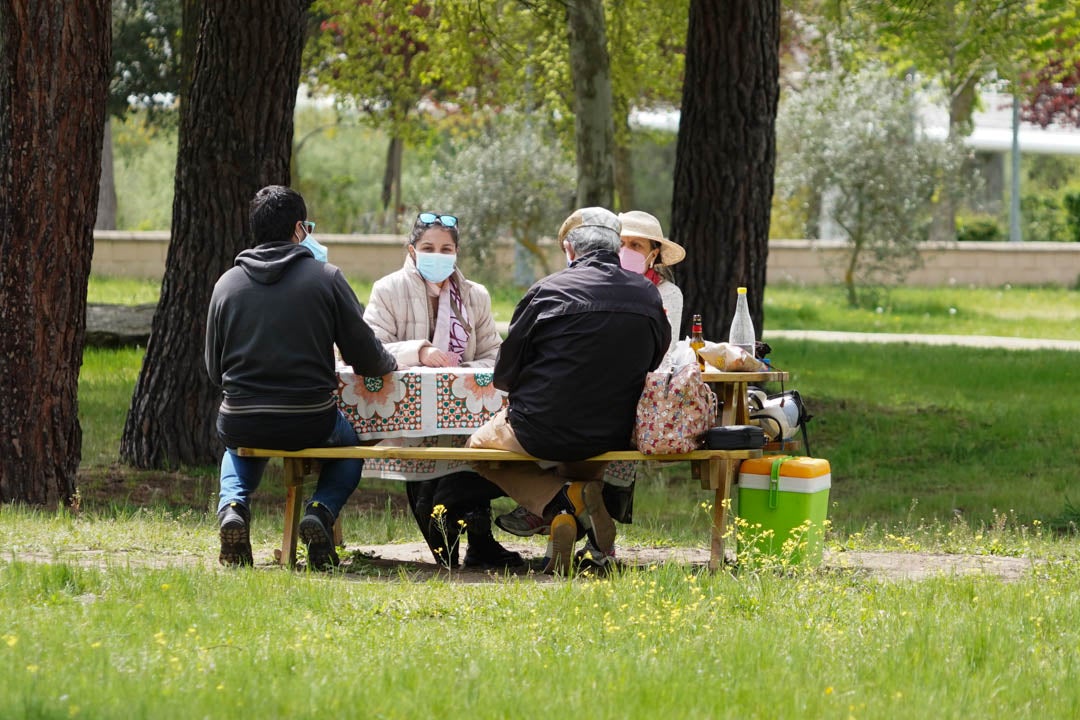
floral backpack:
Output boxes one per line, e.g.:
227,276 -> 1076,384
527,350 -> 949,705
632,363 -> 717,455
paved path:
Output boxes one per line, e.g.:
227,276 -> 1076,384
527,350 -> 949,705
494,322 -> 1080,352
764,330 -> 1080,352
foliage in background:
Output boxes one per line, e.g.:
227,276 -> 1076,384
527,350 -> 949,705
109,0 -> 182,122
304,0 -> 496,220
776,67 -> 971,305
804,0 -> 1074,242
112,114 -> 178,230
416,115 -> 575,286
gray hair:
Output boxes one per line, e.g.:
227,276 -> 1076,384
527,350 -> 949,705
565,226 -> 620,256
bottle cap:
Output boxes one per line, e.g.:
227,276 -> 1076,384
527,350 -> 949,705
737,287 -> 747,294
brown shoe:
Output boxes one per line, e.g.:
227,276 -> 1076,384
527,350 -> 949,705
581,481 -> 616,555
543,513 -> 578,575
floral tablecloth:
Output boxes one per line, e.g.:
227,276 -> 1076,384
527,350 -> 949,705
336,365 -> 504,440
335,364 -> 634,485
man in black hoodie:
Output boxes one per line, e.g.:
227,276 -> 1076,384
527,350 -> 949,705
205,185 -> 397,569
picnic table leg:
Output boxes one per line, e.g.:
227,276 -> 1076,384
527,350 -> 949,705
703,457 -> 737,570
281,458 -> 305,567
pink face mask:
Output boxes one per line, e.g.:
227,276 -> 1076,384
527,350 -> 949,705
619,246 -> 648,274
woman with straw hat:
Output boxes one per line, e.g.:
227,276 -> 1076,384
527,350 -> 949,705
616,210 -> 685,357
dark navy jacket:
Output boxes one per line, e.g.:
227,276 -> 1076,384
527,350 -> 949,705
494,249 -> 669,461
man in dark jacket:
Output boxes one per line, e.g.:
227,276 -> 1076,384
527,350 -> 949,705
205,185 -> 397,569
468,207 -> 669,573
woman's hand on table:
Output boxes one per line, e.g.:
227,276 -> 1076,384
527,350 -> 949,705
418,345 -> 460,367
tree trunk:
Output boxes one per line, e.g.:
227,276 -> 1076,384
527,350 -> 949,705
669,0 -> 780,341
381,135 -> 403,213
0,1 -> 110,504
930,74 -> 980,242
612,93 -> 636,211
96,118 -> 118,230
119,1 -> 311,469
566,0 -> 615,208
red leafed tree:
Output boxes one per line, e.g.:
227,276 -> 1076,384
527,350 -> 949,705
1022,59 -> 1080,128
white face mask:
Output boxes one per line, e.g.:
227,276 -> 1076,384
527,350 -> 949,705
415,251 -> 456,283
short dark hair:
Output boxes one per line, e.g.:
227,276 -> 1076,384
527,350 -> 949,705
249,185 -> 306,245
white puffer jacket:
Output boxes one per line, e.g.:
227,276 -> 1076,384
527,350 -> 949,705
364,257 -> 502,368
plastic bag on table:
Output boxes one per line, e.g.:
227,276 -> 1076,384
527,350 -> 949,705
697,341 -> 770,372
657,338 -> 698,372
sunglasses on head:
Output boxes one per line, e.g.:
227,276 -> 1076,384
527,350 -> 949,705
417,212 -> 458,228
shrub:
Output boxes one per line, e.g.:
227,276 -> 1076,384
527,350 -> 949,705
956,214 -> 1004,242
1021,193 -> 1066,242
1064,191 -> 1080,243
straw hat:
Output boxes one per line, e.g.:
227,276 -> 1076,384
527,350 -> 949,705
618,210 -> 685,266
557,207 -> 621,244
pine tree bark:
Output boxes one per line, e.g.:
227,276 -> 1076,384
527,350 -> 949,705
119,1 -> 312,468
566,0 -> 615,208
670,0 -> 780,341
0,1 -> 111,504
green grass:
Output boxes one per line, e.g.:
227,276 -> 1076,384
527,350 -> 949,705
764,284 -> 1080,340
1,550 -> 1078,718
29,280 -> 1079,718
89,276 -> 1080,336
86,276 -> 162,305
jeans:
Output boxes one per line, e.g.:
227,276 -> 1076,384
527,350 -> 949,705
217,410 -> 362,517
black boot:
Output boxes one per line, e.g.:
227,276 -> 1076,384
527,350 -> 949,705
218,501 -> 252,567
462,504 -> 524,569
299,501 -> 339,571
408,480 -> 459,567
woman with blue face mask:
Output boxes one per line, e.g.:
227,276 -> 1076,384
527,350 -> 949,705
363,212 -> 523,570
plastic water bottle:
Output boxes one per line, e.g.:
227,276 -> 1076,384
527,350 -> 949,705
728,287 -> 756,357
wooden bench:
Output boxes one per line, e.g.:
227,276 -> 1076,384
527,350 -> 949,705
236,445 -> 763,570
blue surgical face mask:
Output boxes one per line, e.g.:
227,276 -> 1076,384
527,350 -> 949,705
415,251 -> 456,283
300,234 -> 328,263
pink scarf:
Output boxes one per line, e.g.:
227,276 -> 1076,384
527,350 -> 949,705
431,279 -> 470,365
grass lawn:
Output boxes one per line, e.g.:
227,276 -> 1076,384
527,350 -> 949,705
88,277 -> 1080,340
3,279 -> 1075,718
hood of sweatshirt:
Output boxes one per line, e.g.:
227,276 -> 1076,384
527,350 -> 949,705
234,242 -> 313,285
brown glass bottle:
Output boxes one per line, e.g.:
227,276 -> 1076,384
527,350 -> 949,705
689,314 -> 705,371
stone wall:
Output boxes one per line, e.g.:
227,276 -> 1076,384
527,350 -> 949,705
92,232 -> 1080,288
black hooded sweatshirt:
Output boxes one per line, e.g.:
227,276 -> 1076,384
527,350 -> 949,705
205,241 -> 396,449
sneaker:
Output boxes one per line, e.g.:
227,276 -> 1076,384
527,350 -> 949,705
543,513 -> 578,576
299,502 -> 340,571
495,505 -> 550,537
218,502 -> 252,567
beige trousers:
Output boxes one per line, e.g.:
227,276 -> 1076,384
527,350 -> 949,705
467,408 -> 607,516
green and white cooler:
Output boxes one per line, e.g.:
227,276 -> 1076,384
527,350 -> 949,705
737,456 -> 831,565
